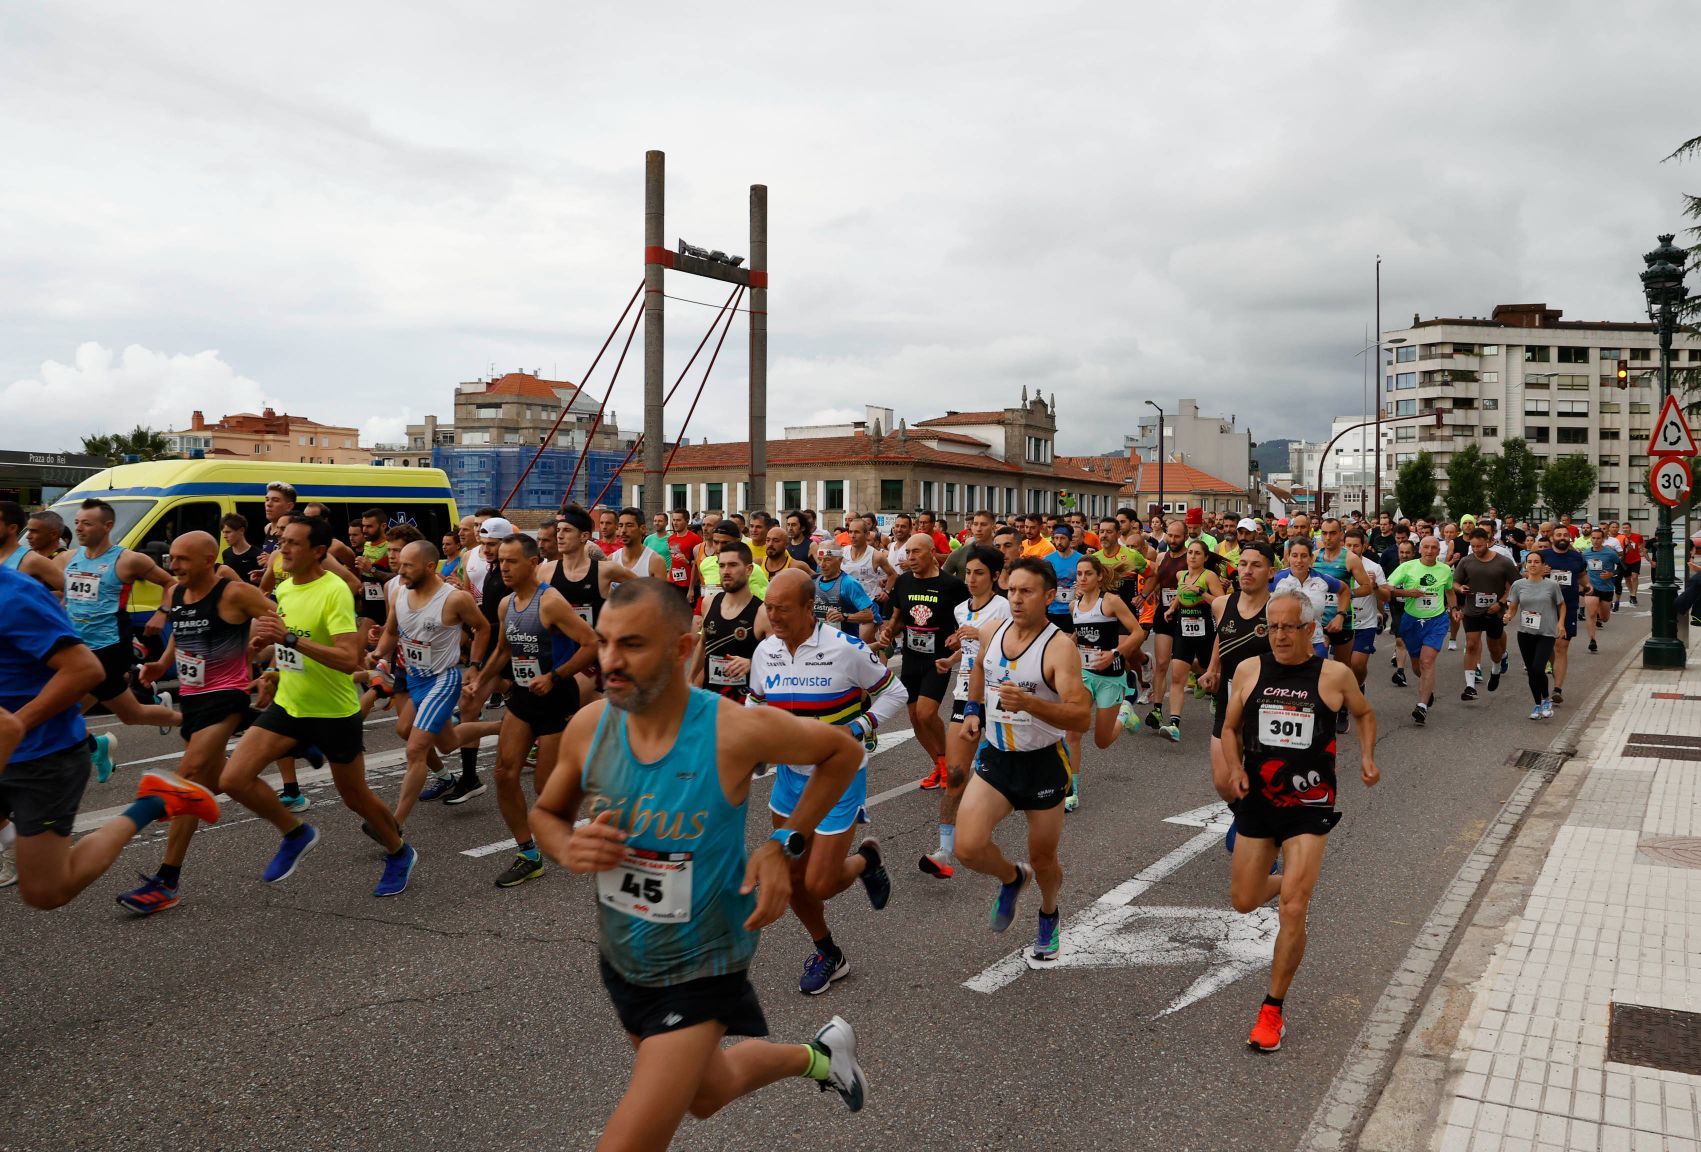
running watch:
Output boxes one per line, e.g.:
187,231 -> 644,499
769,829 -> 807,859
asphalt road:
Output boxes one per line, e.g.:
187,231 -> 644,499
0,611 -> 1645,1152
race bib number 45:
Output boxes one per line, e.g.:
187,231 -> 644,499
1258,703 -> 1314,750
597,848 -> 693,923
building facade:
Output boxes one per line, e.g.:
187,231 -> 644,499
1066,455 -> 1253,519
166,409 -> 369,465
1127,399 -> 1253,490
1382,303 -> 1701,525
623,392 -> 1125,521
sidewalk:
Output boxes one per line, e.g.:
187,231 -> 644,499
1362,638 -> 1701,1152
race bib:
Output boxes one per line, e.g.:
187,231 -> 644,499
1161,588 -> 1177,607
1474,592 -> 1496,609
1053,585 -> 1071,604
573,603 -> 594,625
1416,593 -> 1440,613
669,562 -> 687,583
1181,616 -> 1206,637
363,582 -> 384,601
988,676 -> 1031,726
274,644 -> 306,673
707,655 -> 742,686
401,639 -> 429,668
906,630 -> 936,655
66,575 -> 99,602
1521,611 -> 1541,631
175,652 -> 206,688
1588,558 -> 1602,572
596,847 -> 693,923
511,657 -> 541,687
1258,703 -> 1315,750
700,582 -> 721,598
1552,571 -> 1572,586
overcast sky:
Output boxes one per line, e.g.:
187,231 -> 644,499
3,1 -> 1697,457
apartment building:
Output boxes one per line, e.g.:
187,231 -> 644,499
1381,303 -> 1701,525
1127,399 -> 1254,491
165,409 -> 369,465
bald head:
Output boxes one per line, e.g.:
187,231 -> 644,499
398,539 -> 443,588
904,532 -> 940,576
169,529 -> 221,586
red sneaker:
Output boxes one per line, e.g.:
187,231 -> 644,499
918,850 -> 955,879
918,760 -> 947,790
137,771 -> 221,825
1247,1003 -> 1285,1053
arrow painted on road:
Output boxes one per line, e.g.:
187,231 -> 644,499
963,801 -> 1277,1017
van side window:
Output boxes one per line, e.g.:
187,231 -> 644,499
138,501 -> 222,555
373,503 -> 452,543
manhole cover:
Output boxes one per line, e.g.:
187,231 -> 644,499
1637,837 -> 1701,869
1608,1004 -> 1701,1075
1505,749 -> 1568,777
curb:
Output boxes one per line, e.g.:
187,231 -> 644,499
1295,637 -> 1649,1152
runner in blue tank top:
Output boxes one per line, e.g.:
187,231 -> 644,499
531,578 -> 871,1149
0,500 -> 63,593
1312,517 -> 1372,663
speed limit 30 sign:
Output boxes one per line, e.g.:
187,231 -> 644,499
1651,456 -> 1693,508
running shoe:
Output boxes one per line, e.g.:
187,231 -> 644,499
1487,670 -> 1501,693
0,846 -> 16,889
1064,772 -> 1079,813
1411,703 -> 1427,725
1552,687 -> 1564,705
264,825 -> 320,884
116,873 -> 180,915
1540,699 -> 1554,719
1461,686 -> 1478,702
918,850 -> 955,879
918,762 -> 946,790
1499,656 -> 1510,675
444,775 -> 486,805
278,790 -> 310,812
373,843 -> 418,898
799,949 -> 850,995
495,851 -> 544,888
752,763 -> 775,780
156,691 -> 175,735
525,744 -> 537,766
1530,706 -> 1543,720
418,774 -> 456,803
1337,707 -> 1350,734
1248,1003 -> 1285,1053
1118,701 -> 1142,734
1144,707 -> 1163,731
856,838 -> 891,910
1159,721 -> 1181,743
1632,596 -> 1639,606
1029,909 -> 1061,964
138,771 -> 221,824
990,862 -> 1032,933
1447,639 -> 1457,651
810,1016 -> 867,1112
1223,820 -> 1238,855
1588,639 -> 1599,653
91,733 -> 117,784
1392,669 -> 1408,688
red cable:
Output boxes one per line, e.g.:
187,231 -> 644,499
498,280 -> 642,513
561,300 -> 644,506
665,286 -> 743,474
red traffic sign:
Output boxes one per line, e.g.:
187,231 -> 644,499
1650,394 -> 1698,457
1651,456 -> 1692,508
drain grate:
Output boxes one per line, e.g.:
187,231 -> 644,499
1637,837 -> 1701,869
1607,1004 -> 1701,1075
1505,749 -> 1569,777
1623,732 -> 1701,761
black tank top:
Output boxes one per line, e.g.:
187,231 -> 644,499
479,560 -> 509,626
1215,591 -> 1271,701
1238,654 -> 1337,811
167,579 -> 251,695
786,540 -> 818,572
701,593 -> 762,699
549,553 -> 603,630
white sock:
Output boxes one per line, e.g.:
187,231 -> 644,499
0,823 -> 13,850
1465,669 -> 1476,689
939,824 -> 955,856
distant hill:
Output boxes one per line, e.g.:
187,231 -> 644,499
1251,438 -> 1296,477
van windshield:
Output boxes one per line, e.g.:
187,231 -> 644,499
47,498 -> 158,545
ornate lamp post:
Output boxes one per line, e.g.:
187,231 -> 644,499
1642,233 -> 1689,669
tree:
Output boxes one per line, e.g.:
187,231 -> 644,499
81,426 -> 173,466
1488,438 -> 1541,522
1664,134 -> 1701,407
1539,455 -> 1598,521
1394,451 -> 1438,521
1444,443 -> 1489,520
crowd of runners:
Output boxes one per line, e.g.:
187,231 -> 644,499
0,486 -> 1655,1149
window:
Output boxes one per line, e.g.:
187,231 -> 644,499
1557,400 -> 1589,416
1396,372 -> 1417,389
1454,343 -> 1478,356
1395,346 -> 1418,363
705,482 -> 724,511
921,480 -> 936,508
1004,487 -> 1016,514
1599,348 -> 1622,361
669,483 -> 689,511
1482,426 -> 1499,438
1629,429 -> 1649,442
1630,455 -> 1651,469
824,480 -> 844,511
1631,508 -> 1651,522
1599,483 -> 1621,495
781,481 -> 802,510
1629,402 -> 1651,414
1525,376 -> 1550,389
475,405 -> 501,419
461,431 -> 490,444
1557,428 -> 1589,444
1600,401 -> 1622,414
1395,400 -> 1416,416
1455,425 -> 1476,437
1556,374 -> 1589,390
1483,398 -> 1499,410
1629,347 -> 1653,361
253,444 -> 262,454
1527,426 -> 1551,443
943,482 -> 956,514
1482,345 -> 1500,356
1482,372 -> 1499,384
1599,455 -> 1621,467
1600,428 -> 1622,440
879,479 -> 904,510
1524,399 -> 1550,415
1599,507 -> 1621,520
1556,347 -> 1590,364
1024,437 -> 1053,464
1395,426 -> 1416,442
1395,453 -> 1415,466
502,433 -> 520,443
1523,347 -> 1551,363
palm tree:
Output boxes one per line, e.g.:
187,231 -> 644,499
81,426 -> 174,466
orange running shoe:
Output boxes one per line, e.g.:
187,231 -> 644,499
138,771 -> 221,825
918,850 -> 955,879
1247,1003 -> 1285,1053
918,759 -> 947,790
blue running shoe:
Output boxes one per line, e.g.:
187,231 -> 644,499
92,733 -> 117,784
856,838 -> 890,911
278,790 -> 310,812
116,873 -> 179,915
1224,819 -> 1238,855
302,745 -> 326,770
800,949 -> 850,995
990,862 -> 1031,933
1029,908 -> 1061,965
374,843 -> 417,898
418,774 -> 456,802
264,824 -> 320,884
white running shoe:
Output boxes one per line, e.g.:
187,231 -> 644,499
812,1016 -> 867,1112
0,846 -> 15,889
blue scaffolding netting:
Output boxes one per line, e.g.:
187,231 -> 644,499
433,446 -> 625,512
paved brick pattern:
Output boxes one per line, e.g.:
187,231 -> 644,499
1437,657 -> 1701,1152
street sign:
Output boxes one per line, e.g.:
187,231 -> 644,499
1650,394 -> 1698,457
1651,457 -> 1692,508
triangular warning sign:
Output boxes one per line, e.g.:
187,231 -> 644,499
1651,394 -> 1698,457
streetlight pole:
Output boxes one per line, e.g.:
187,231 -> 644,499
1642,233 -> 1689,669
1374,256 -> 1382,515
1145,400 -> 1165,521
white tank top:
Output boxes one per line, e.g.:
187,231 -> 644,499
841,545 -> 884,598
394,580 -> 461,676
953,593 -> 1012,698
982,618 -> 1066,753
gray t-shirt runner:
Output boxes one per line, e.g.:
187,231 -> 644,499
1507,578 -> 1565,638
1455,552 -> 1521,617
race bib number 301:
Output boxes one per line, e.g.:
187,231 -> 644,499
1258,703 -> 1314,750
597,848 -> 693,923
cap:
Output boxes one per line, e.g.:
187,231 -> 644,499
1237,518 -> 1259,532
478,517 -> 516,541
1185,507 -> 1204,525
1461,514 -> 1476,524
1275,518 -> 1289,527
712,521 -> 741,539
818,545 -> 842,558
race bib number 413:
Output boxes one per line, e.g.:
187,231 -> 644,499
597,848 -> 693,923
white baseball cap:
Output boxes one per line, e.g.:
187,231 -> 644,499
478,517 -> 516,541
1237,518 -> 1259,532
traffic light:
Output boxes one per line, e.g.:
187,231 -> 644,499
1617,359 -> 1629,389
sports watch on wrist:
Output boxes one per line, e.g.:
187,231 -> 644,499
769,828 -> 806,859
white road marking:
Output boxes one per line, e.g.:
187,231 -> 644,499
1162,801 -> 1235,830
462,838 -> 518,859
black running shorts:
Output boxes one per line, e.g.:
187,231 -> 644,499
599,956 -> 768,1040
899,660 -> 951,705
252,706 -> 365,765
505,676 -> 581,737
1463,614 -> 1504,639
974,741 -> 1069,811
90,643 -> 133,703
1232,800 -> 1342,845
179,689 -> 255,741
0,744 -> 90,837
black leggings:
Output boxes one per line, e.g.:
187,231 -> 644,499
1517,631 -> 1557,704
